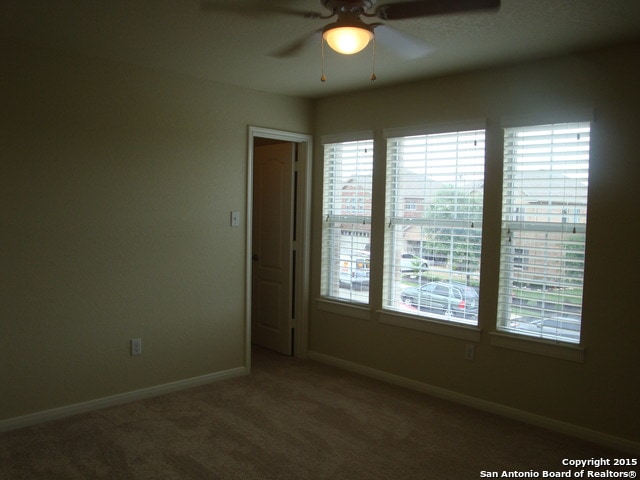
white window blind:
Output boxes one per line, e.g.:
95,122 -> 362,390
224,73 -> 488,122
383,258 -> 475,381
383,129 -> 485,325
497,121 -> 590,344
320,139 -> 373,304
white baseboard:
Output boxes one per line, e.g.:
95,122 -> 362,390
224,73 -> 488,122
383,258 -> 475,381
0,366 -> 248,434
307,351 -> 640,455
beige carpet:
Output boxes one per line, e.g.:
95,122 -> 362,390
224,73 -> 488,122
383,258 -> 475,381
0,347 -> 627,479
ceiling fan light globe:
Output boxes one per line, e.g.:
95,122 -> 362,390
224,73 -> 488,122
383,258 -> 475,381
323,26 -> 373,55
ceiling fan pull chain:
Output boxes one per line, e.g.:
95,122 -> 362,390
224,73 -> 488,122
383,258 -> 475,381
370,35 -> 377,81
321,36 -> 327,82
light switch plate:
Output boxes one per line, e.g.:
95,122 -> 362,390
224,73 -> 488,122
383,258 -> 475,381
230,211 -> 240,227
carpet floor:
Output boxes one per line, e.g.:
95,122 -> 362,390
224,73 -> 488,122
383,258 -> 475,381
0,347 -> 629,479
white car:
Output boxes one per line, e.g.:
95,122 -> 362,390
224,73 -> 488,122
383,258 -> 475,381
506,316 -> 581,343
399,253 -> 428,273
338,253 -> 370,290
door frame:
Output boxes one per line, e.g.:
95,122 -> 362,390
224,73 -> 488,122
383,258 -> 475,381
246,126 -> 312,369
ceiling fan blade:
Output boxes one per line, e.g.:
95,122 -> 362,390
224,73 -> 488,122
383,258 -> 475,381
373,24 -> 434,60
270,30 -> 322,58
375,0 -> 500,21
200,1 -> 323,18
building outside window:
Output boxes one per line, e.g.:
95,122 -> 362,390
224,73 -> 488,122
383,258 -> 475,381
497,121 -> 591,344
382,127 -> 486,325
320,138 -> 373,304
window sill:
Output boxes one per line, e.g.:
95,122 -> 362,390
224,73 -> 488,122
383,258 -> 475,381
377,309 -> 481,342
490,332 -> 585,363
315,298 -> 371,321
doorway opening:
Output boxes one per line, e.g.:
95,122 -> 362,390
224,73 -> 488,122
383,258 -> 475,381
246,127 -> 312,370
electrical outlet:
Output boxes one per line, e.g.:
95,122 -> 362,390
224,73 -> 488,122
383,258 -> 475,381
464,344 -> 475,361
130,338 -> 142,356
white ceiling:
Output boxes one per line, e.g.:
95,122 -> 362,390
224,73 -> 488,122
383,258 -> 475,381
3,0 -> 640,99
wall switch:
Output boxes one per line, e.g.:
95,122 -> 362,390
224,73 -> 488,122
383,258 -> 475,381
131,338 -> 142,356
230,211 -> 240,227
464,344 -> 475,361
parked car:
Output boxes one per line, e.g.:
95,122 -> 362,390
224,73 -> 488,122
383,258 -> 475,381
338,253 -> 370,290
401,281 -> 478,320
506,315 -> 581,343
399,253 -> 429,274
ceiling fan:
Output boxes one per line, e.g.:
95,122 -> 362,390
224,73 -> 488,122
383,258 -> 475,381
202,0 -> 500,80
202,0 -> 500,56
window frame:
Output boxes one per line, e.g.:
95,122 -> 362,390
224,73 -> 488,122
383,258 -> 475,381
380,121 -> 487,329
315,114 -> 593,357
494,115 -> 592,358
319,133 -> 374,307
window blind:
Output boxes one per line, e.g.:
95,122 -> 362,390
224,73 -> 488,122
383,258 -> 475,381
497,122 -> 590,344
383,129 -> 485,324
320,139 -> 374,304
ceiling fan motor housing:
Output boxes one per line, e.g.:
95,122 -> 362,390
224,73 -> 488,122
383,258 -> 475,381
322,0 -> 376,15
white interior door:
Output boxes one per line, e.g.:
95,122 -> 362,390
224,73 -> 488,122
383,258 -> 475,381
251,142 -> 295,355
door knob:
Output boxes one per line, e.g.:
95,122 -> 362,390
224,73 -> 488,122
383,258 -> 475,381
252,254 -> 259,262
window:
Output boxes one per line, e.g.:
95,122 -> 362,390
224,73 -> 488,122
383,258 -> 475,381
405,199 -> 418,211
320,138 -> 373,304
383,127 -> 485,325
497,121 -> 590,344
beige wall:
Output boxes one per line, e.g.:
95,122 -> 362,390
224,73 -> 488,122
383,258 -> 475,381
2,35 -> 638,449
311,42 -> 640,445
1,40 -> 313,420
